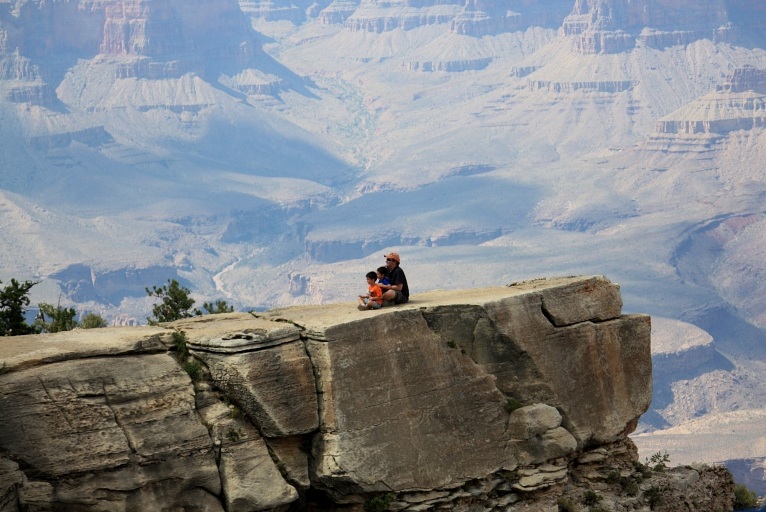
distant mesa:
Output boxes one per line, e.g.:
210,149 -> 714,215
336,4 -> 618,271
317,0 -> 361,25
560,0 -> 744,54
528,79 -> 635,94
334,0 -> 571,36
0,0 -> 267,105
403,57 -> 492,73
656,66 -> 766,135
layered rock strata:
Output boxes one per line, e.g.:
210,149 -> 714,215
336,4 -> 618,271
560,0 -> 733,54
337,0 -> 570,36
0,0 -> 263,107
0,276 -> 735,511
656,66 -> 766,135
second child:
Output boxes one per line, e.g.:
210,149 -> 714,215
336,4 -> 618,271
376,266 -> 390,286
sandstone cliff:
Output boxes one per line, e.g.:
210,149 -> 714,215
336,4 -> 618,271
0,276 -> 735,511
0,0 -> 268,107
560,0 -> 734,54
655,66 -> 766,135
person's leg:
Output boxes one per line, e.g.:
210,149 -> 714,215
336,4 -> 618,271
382,289 -> 396,302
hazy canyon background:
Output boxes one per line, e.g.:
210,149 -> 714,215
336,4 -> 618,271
1,0 -> 766,495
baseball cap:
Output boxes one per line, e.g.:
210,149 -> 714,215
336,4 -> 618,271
384,252 -> 400,263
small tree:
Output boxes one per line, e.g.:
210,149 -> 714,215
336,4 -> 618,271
146,279 -> 200,325
733,483 -> 758,510
202,300 -> 234,315
36,303 -> 79,333
80,312 -> 108,329
0,279 -> 38,336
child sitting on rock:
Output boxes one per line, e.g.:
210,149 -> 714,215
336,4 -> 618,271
358,271 -> 383,310
376,266 -> 390,287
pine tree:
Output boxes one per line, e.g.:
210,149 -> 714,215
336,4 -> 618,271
0,279 -> 38,336
145,279 -> 200,324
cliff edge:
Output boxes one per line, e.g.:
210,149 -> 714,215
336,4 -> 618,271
0,276 -> 734,511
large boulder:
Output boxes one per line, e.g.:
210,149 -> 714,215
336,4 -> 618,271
259,275 -> 651,497
0,276 -> 661,511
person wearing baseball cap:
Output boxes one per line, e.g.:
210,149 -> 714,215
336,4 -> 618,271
380,252 -> 409,305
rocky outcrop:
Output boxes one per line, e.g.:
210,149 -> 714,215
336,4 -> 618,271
656,66 -> 766,135
560,0 -> 732,54
403,57 -> 492,73
318,0 -> 361,25
0,0 -> 263,100
337,0 -> 570,36
0,276 -> 735,511
528,79 -> 634,93
239,0 -> 320,23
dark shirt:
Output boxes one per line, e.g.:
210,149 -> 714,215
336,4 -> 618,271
387,266 -> 409,298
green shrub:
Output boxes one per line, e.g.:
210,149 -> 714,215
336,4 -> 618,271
622,478 -> 639,497
80,312 -> 108,328
172,330 -> 189,361
183,360 -> 203,382
504,398 -> 524,413
733,483 -> 758,510
364,493 -> 394,512
634,461 -> 652,479
557,497 -> 577,512
225,428 -> 241,443
645,485 -> 666,508
36,303 -> 78,333
584,490 -> 603,506
647,451 -> 670,472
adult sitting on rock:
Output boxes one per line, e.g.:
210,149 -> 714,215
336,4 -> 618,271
380,252 -> 409,305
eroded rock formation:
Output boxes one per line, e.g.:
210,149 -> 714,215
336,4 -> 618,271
656,66 -> 766,135
0,0 -> 264,107
335,0 -> 571,36
0,276 -> 735,511
560,0 -> 733,54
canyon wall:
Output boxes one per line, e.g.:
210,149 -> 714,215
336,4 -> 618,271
0,276 -> 735,511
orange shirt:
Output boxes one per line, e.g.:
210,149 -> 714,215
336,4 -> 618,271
368,283 -> 383,304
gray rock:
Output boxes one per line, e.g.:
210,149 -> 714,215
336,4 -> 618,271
173,313 -> 319,437
306,309 -> 516,494
508,404 -> 563,439
200,340 -> 319,437
0,353 -> 220,510
0,458 -> 23,512
0,277 -> 672,510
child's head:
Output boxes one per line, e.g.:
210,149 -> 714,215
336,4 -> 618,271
376,266 -> 388,278
366,271 -> 377,283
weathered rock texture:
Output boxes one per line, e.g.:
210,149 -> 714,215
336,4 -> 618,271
656,66 -> 766,135
560,0 -> 735,54
0,0 -> 264,106
0,276 -> 736,511
335,0 -> 571,36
